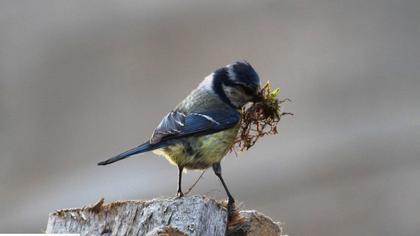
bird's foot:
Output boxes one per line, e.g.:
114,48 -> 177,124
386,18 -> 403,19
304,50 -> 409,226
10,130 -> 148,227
226,198 -> 236,221
224,198 -> 243,233
175,190 -> 184,198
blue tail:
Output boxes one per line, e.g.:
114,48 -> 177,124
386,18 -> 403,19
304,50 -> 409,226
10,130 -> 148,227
98,142 -> 159,165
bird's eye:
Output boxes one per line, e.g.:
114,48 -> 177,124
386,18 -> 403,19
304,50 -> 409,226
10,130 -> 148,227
235,84 -> 254,95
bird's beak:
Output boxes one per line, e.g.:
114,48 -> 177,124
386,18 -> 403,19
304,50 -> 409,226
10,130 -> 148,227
252,92 -> 264,103
249,85 -> 263,103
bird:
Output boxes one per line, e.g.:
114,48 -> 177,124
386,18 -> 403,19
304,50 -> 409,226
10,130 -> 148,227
98,61 -> 262,218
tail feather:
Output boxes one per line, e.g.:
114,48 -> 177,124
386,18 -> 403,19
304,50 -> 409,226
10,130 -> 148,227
98,142 -> 156,165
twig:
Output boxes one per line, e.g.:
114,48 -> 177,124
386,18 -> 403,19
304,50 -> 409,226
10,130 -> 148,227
184,170 -> 206,195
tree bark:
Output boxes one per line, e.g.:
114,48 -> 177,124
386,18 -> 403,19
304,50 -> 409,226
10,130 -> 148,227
46,195 -> 284,236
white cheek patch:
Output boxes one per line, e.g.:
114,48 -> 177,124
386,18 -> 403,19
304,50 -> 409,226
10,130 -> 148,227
222,84 -> 251,107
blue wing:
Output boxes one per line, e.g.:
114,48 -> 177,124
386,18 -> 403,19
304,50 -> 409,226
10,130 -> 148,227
98,109 -> 240,166
150,109 -> 240,144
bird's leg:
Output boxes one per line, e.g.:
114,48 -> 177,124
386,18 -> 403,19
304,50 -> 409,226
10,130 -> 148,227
176,166 -> 184,197
212,162 -> 235,220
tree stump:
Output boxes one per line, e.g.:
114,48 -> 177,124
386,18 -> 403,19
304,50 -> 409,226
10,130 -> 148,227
46,195 -> 284,236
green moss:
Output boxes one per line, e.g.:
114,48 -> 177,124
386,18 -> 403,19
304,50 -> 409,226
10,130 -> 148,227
233,82 -> 292,152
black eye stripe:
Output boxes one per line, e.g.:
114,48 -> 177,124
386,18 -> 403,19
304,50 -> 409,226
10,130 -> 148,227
235,84 -> 254,95
223,79 -> 255,95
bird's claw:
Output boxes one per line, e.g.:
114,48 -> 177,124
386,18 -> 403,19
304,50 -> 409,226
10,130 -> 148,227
226,198 -> 236,221
175,191 -> 184,198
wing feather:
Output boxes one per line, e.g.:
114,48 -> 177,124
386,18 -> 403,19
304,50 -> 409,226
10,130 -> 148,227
150,110 -> 240,144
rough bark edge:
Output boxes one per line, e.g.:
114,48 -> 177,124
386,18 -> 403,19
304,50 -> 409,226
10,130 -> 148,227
47,196 -> 285,236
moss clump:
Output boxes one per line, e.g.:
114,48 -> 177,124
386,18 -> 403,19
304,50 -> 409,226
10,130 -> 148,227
233,82 -> 292,152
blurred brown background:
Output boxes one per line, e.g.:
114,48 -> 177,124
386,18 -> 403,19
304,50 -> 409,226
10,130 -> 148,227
1,0 -> 419,235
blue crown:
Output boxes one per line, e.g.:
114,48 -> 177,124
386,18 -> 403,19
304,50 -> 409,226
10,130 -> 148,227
227,61 -> 260,89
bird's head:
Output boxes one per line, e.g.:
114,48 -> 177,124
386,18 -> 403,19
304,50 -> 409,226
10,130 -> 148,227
212,61 -> 261,108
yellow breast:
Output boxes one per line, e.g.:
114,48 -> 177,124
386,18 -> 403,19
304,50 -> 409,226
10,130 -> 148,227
153,125 -> 240,170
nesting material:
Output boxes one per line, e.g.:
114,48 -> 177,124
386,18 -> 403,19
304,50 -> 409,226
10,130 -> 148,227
233,82 -> 292,152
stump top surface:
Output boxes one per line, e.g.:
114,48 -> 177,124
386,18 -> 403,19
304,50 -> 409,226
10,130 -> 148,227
47,196 -> 284,236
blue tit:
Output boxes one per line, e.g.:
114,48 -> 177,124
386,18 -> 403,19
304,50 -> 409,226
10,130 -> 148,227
98,61 -> 262,216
